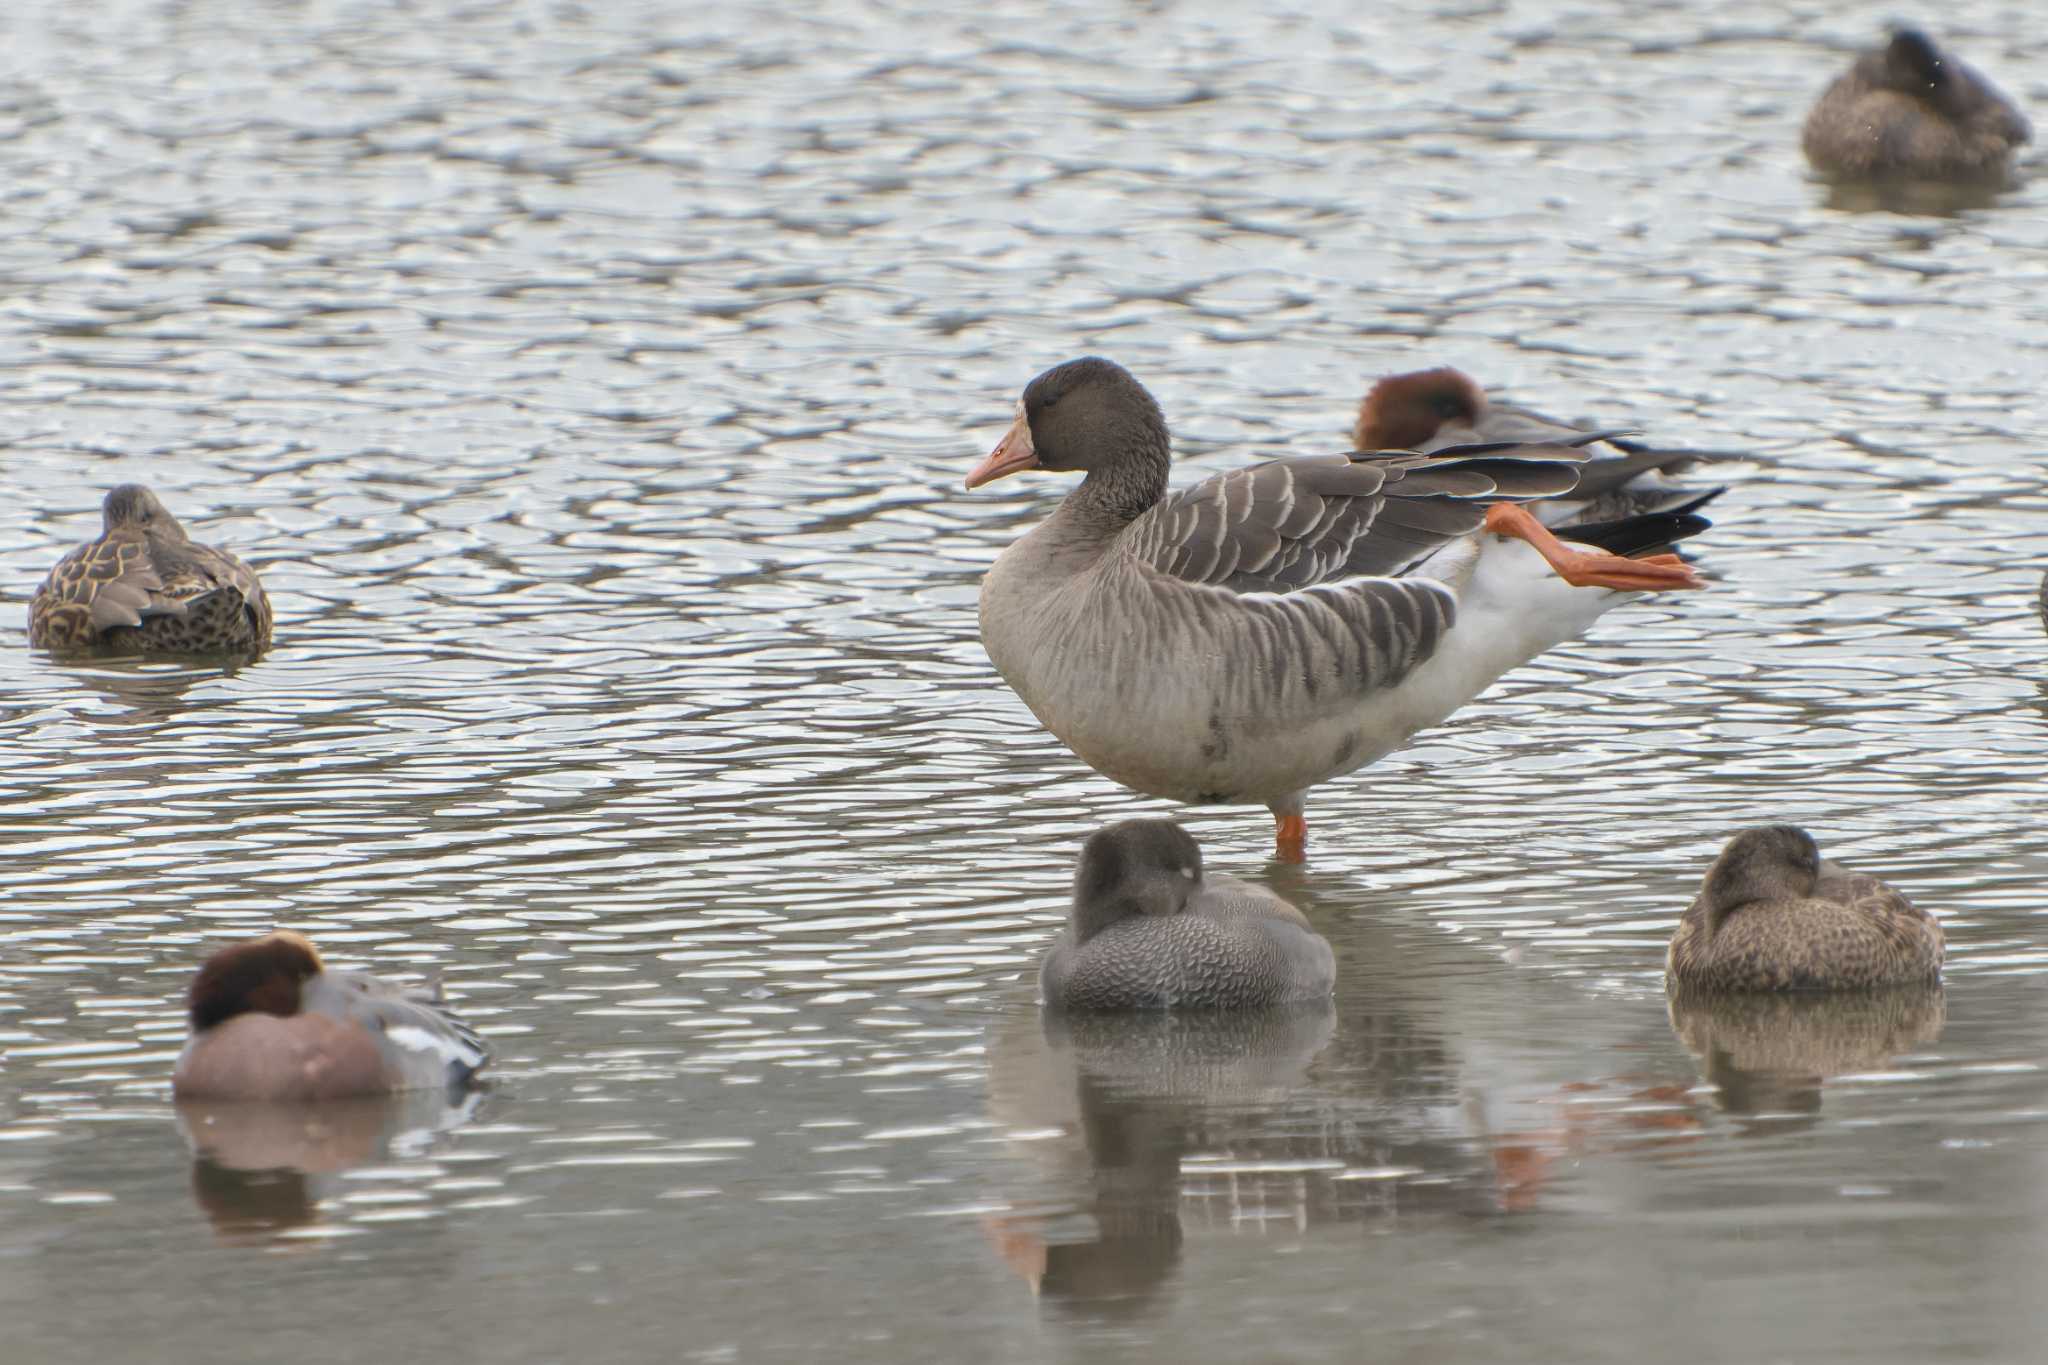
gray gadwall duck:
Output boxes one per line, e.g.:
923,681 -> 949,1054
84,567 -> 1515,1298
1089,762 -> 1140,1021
28,484 -> 272,658
1039,820 -> 1334,1011
1352,367 -> 1737,524
969,357 -> 1710,859
173,932 -> 489,1101
1666,826 -> 1944,992
1803,28 -> 2031,183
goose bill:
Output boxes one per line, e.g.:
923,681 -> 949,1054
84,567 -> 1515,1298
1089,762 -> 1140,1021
965,407 -> 1037,489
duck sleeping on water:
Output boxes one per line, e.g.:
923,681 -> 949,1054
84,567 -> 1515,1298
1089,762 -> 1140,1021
1040,820 -> 1335,1012
28,484 -> 272,658
968,357 -> 1711,860
1666,826 -> 1943,992
173,932 -> 488,1101
1352,366 -> 1735,525
1802,28 -> 2031,185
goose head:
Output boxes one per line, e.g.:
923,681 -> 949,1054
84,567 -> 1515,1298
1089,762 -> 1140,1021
966,357 -> 1171,494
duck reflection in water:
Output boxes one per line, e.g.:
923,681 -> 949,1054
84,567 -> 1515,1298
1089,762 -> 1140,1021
988,819 -> 1336,1310
1658,826 -> 1946,1124
169,931 -> 492,1241
984,1004 -> 1337,1316
178,1088 -> 485,1243
1667,988 -> 1946,1128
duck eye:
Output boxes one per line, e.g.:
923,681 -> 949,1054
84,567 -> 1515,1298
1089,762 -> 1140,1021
1429,394 -> 1465,418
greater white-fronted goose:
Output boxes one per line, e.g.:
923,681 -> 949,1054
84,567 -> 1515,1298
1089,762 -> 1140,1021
1803,28 -> 2030,184
1353,366 -> 1735,524
29,484 -> 272,658
969,357 -> 1710,859
1666,826 -> 1944,992
1040,820 -> 1335,1011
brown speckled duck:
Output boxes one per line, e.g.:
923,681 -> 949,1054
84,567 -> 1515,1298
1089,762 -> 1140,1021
1040,820 -> 1335,1011
173,932 -> 488,1101
1666,826 -> 1943,992
28,484 -> 272,658
1803,28 -> 2031,183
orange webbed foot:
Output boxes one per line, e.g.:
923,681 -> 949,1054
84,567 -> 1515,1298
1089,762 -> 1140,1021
1482,503 -> 1703,592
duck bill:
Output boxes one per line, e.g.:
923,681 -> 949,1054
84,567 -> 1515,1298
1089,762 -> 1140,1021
965,410 -> 1037,489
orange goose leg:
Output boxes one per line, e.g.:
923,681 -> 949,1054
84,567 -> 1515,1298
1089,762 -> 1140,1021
1274,813 -> 1308,864
1482,503 -> 1705,592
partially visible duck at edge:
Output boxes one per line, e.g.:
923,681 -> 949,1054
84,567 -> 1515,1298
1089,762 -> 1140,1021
1666,825 -> 1944,992
969,356 -> 1709,860
1803,28 -> 2031,184
28,484 -> 272,659
173,932 -> 489,1101
1040,820 -> 1335,1011
1352,366 -> 1737,525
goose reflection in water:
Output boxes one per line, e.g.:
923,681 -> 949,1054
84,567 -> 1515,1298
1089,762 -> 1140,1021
177,1088 -> 483,1244
1667,987 -> 1947,1129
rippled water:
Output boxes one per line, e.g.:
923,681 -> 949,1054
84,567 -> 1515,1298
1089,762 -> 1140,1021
2,0 -> 2046,1360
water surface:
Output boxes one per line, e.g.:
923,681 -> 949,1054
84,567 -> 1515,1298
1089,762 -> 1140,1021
2,0 -> 2046,1360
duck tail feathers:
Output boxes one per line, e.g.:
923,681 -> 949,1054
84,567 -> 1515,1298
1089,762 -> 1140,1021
1554,510 -> 1711,559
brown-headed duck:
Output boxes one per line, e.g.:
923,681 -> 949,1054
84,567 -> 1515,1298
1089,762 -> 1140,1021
29,484 -> 272,658
172,932 -> 488,1101
1353,367 -> 1735,524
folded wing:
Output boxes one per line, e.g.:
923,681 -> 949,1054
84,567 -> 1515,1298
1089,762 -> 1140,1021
1122,439 -> 1598,594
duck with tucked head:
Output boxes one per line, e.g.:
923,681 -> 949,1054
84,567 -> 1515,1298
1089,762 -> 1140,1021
1802,28 -> 2031,183
969,357 -> 1710,860
29,484 -> 272,658
1666,826 -> 1944,992
173,932 -> 489,1101
1040,820 -> 1336,1011
1352,367 -> 1735,524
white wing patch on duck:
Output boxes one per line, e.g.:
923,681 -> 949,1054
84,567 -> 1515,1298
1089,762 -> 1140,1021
383,1022 -> 489,1070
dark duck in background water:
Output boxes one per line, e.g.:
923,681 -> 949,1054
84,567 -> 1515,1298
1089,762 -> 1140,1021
1803,28 -> 2030,184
